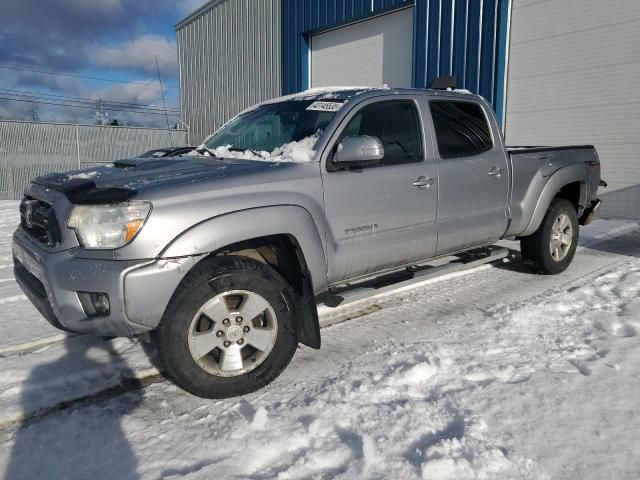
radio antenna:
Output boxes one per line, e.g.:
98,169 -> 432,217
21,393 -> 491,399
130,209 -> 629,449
155,55 -> 173,146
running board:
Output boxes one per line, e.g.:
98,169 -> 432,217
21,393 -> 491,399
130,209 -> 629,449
323,246 -> 510,309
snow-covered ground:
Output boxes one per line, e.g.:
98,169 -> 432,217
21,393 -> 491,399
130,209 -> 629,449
0,200 -> 639,479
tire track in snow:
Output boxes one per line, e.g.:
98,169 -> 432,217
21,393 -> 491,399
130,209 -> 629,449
0,295 -> 26,305
0,334 -> 71,357
0,369 -> 164,432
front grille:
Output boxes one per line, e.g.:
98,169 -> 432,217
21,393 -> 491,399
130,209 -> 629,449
19,196 -> 62,247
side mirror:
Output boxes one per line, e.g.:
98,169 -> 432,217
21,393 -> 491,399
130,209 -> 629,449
333,136 -> 384,167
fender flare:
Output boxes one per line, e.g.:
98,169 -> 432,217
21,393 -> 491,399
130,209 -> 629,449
519,165 -> 587,237
159,205 -> 328,349
160,205 -> 328,291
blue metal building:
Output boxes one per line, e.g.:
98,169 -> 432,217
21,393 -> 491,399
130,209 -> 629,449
282,0 -> 509,117
177,0 -> 511,143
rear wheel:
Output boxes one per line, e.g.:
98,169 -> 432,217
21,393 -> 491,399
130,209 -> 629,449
520,198 -> 579,275
152,255 -> 299,398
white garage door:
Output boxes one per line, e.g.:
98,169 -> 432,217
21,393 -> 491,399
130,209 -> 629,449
505,0 -> 640,220
310,7 -> 414,89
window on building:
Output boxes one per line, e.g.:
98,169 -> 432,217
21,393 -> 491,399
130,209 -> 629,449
336,100 -> 423,166
429,101 -> 493,159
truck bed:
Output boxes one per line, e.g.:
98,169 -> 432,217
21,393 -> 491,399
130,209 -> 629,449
504,144 -> 601,237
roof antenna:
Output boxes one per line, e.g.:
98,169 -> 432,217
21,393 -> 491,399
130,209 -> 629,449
155,55 -> 174,147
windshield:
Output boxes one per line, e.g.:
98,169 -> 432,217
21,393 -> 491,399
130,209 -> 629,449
202,100 -> 343,162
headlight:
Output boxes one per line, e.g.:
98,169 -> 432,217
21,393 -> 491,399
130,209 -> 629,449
67,202 -> 151,249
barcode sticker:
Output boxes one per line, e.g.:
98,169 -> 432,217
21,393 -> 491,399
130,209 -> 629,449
306,101 -> 345,112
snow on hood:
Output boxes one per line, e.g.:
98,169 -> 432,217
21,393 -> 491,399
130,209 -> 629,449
193,134 -> 320,163
65,170 -> 101,180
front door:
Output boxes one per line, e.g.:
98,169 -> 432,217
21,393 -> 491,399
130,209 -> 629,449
321,98 -> 438,283
428,99 -> 509,254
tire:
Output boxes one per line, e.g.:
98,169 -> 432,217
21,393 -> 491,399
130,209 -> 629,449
152,255 -> 300,398
520,198 -> 579,275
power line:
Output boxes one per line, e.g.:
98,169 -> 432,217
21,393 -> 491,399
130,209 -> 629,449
0,64 -> 179,89
0,92 -> 180,115
0,96 -> 181,117
0,88 -> 180,113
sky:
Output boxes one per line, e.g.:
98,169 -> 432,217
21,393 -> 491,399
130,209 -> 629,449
0,0 -> 210,127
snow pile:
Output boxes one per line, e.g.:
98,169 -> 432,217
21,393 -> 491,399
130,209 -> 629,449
268,134 -> 319,162
264,86 -> 385,104
119,343 -> 547,479
126,235 -> 639,479
201,134 -> 319,163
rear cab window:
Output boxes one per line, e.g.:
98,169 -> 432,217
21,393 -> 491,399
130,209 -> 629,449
334,100 -> 424,167
429,100 -> 493,159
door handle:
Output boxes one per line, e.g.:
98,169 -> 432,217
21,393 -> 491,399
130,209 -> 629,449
488,167 -> 504,178
413,176 -> 435,189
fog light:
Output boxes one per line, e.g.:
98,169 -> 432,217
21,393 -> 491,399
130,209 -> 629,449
78,292 -> 111,317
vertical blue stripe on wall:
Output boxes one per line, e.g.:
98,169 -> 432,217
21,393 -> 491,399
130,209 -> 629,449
479,0 -> 497,104
494,0 -> 510,126
452,0 -> 468,81
282,0 -> 510,118
464,0 -> 481,92
412,0 -> 427,87
426,0 -> 441,81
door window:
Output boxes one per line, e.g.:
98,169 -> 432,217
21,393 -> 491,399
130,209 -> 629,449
335,100 -> 423,166
429,101 -> 493,159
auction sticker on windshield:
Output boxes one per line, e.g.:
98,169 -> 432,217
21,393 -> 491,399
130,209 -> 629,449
306,101 -> 345,112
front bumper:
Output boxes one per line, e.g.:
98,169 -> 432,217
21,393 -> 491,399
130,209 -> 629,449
12,227 -> 203,337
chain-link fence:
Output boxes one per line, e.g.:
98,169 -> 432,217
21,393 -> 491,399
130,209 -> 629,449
0,120 -> 189,199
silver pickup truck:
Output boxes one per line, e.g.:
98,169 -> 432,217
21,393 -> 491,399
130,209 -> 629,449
12,85 -> 603,398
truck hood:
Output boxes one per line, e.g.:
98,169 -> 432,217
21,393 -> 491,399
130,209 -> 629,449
32,156 -> 292,203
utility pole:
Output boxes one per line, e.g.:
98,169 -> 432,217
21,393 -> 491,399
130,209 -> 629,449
95,98 -> 108,125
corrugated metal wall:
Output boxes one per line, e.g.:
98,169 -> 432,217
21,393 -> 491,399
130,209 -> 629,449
505,0 -> 640,220
413,0 -> 510,119
281,0 -> 410,94
281,0 -> 510,119
176,0 -> 282,144
0,121 -> 187,200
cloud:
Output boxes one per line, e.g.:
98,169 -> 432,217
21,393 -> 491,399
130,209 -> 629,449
0,0 -> 181,124
178,0 -> 212,17
93,82 -> 170,109
0,0 -> 174,72
4,0 -> 151,40
91,35 -> 177,77
88,82 -> 180,127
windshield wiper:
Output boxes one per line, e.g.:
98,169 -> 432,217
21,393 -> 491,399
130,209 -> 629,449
195,146 -> 221,158
227,146 -> 262,156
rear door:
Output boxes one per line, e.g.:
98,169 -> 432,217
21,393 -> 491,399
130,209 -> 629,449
428,99 -> 509,254
321,97 -> 438,283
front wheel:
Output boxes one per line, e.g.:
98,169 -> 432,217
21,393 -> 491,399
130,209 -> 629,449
152,255 -> 299,398
520,198 -> 579,275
